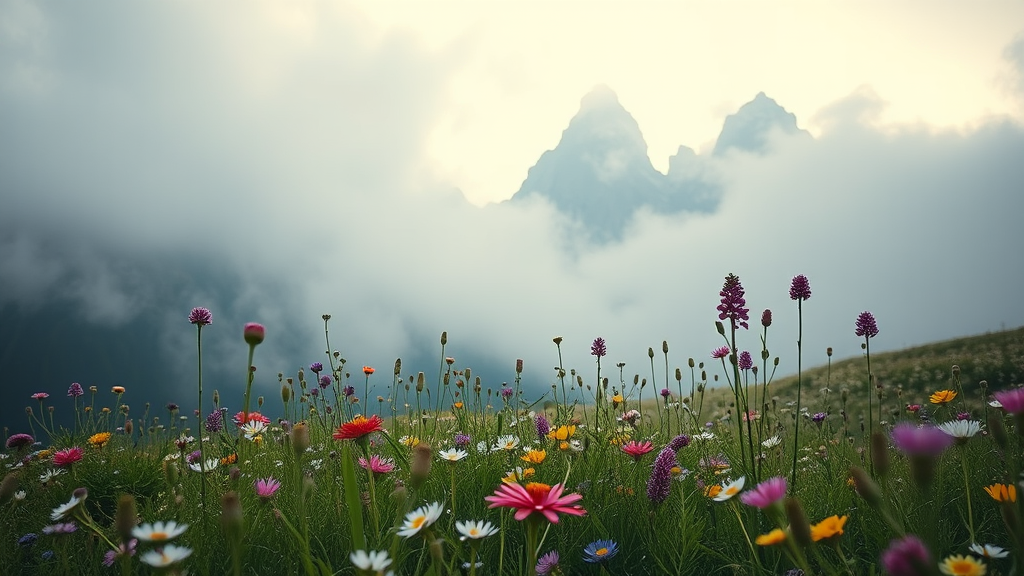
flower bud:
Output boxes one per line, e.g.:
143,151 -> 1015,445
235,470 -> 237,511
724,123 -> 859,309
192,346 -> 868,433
870,432 -> 890,477
440,331 -> 447,346
115,494 -> 137,544
243,322 -> 266,346
163,459 -> 178,486
662,341 -> 669,354
784,497 -> 812,547
281,384 -> 291,404
394,358 -> 402,375
516,359 -> 523,374
416,372 -> 425,393
410,442 -> 433,490
648,347 -> 655,359
688,358 -> 694,368
220,491 -> 244,539
850,466 -> 883,509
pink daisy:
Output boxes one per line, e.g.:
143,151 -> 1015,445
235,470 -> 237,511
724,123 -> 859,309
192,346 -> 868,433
739,476 -> 787,509
53,447 -> 84,467
620,441 -> 654,462
485,482 -> 586,524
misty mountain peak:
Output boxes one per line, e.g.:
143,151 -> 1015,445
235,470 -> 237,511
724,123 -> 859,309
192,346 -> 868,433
712,92 -> 805,156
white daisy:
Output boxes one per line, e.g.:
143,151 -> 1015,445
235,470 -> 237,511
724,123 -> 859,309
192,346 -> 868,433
713,476 -> 746,502
476,441 -> 490,454
969,543 -> 1009,558
13,490 -> 26,501
132,520 -> 189,542
438,448 -> 468,462
493,435 -> 521,452
397,502 -> 443,537
241,421 -> 267,439
39,468 -> 66,484
139,544 -> 193,567
188,458 -> 219,473
455,519 -> 498,541
938,420 -> 982,439
50,494 -> 84,521
761,436 -> 782,449
350,549 -> 392,571
694,431 -> 716,441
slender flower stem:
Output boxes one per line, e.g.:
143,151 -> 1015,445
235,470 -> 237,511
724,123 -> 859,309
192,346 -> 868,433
196,324 -> 209,530
960,446 -> 976,542
791,298 -> 803,495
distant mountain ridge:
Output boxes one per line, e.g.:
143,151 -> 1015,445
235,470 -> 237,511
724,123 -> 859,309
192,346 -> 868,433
507,86 -> 806,242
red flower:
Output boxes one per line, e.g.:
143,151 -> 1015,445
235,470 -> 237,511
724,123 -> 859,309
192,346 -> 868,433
362,366 -> 375,376
53,447 -> 84,467
333,414 -> 384,440
485,482 -> 586,524
233,411 -> 271,427
620,440 -> 654,462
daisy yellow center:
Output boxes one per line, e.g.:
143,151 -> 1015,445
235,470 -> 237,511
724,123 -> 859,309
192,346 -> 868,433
725,486 -> 740,496
410,516 -> 426,529
151,532 -> 168,540
596,548 -> 608,556
469,528 -> 479,536
525,482 -> 552,498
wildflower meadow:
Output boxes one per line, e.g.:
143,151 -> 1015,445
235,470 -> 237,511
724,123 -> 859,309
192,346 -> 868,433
2,274 -> 1023,576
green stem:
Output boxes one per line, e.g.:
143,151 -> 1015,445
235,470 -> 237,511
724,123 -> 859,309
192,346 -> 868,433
791,299 -> 803,494
196,324 -> 209,539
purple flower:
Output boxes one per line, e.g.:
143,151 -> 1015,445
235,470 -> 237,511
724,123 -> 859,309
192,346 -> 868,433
646,447 -> 676,504
309,362 -> 323,374
243,322 -> 265,346
205,410 -> 224,433
103,539 -> 137,567
812,412 -> 827,424
536,550 -> 560,575
855,311 -> 879,339
18,533 -> 38,548
738,351 -> 753,371
739,476 -> 787,509
890,423 -> 953,457
789,275 -> 811,301
186,450 -> 202,464
994,387 -> 1024,415
319,375 -> 332,389
761,309 -> 772,328
343,386 -> 355,397
310,388 -> 319,398
956,411 -> 971,421
535,414 -> 550,439
6,433 -> 34,450
42,523 -> 77,535
67,383 -> 84,398
668,434 -> 691,452
166,403 -> 178,412
660,388 -> 671,398
717,274 -> 750,330
711,346 -> 730,360
880,535 -> 932,576
501,387 -> 514,399
454,433 -> 471,447
188,307 -> 212,326
591,337 -> 607,358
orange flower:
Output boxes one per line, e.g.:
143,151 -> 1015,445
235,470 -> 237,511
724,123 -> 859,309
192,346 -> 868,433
362,366 -> 375,376
333,414 -> 384,440
220,453 -> 238,466
521,449 -> 547,465
755,528 -> 787,546
930,390 -> 957,404
547,425 -> 576,441
111,386 -> 126,394
704,485 -> 722,498
88,432 -> 112,448
984,483 -> 1017,502
453,402 -> 464,409
810,515 -> 848,541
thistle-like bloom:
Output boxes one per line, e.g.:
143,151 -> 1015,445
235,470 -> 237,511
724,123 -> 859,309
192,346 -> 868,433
358,455 -> 397,476
881,535 -> 933,576
139,544 -> 193,568
350,550 -> 392,572
132,520 -> 188,542
890,423 -> 954,457
755,528 -> 787,546
984,483 -> 1016,502
591,337 -> 607,358
67,383 -> 84,398
969,543 -> 1008,559
485,482 -> 586,523
205,410 -> 224,433
738,351 -> 753,371
761,309 -> 772,327
455,519 -> 499,540
582,539 -> 618,563
31,392 -> 49,400
536,550 -> 560,575
438,448 -> 469,462
52,448 -> 84,467
789,275 -> 811,301
717,274 -> 750,330
739,476 -> 787,509
855,311 -> 879,338
993,387 -> 1024,414
454,433 -> 471,447
188,307 -> 212,326
711,346 -> 730,360
242,322 -> 265,346
535,414 -> 550,439
500,387 -> 514,399
319,375 -> 332,389
309,362 -> 323,374
233,411 -> 271,427
254,477 -> 281,501
930,390 -> 957,404
810,515 -> 847,542
668,434 -> 691,452
397,502 -> 443,537
646,447 -> 676,504
621,440 -> 654,462
713,477 -> 746,501
939,554 -> 986,576
333,414 -> 384,440
6,433 -> 34,450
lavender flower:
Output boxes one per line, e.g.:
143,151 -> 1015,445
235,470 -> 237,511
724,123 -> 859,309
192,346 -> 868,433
500,387 -> 514,400
717,274 -> 750,330
855,311 -> 879,339
668,434 -> 691,452
103,539 -> 137,567
42,523 -> 77,535
319,375 -> 332,389
880,535 -> 932,576
591,337 -> 607,358
646,447 -> 676,504
454,433 -> 471,447
205,411 -> 224,433
309,362 -> 323,374
890,423 -> 953,457
761,309 -> 772,328
188,307 -> 212,326
6,433 -> 34,450
536,550 -> 560,575
789,275 -> 811,301
738,351 -> 753,371
67,383 -> 84,398
343,386 -> 355,397
535,414 -> 550,439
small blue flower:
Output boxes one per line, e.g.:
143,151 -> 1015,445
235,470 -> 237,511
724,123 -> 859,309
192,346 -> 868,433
582,539 -> 618,563
18,533 -> 38,548
41,550 -> 54,561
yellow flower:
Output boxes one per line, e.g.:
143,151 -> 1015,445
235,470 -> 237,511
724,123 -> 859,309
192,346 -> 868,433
558,441 -> 570,451
36,449 -> 53,460
755,528 -> 787,546
220,453 -> 238,466
704,485 -> 722,498
984,483 -> 1016,502
521,449 -> 546,465
547,425 -> 576,441
399,435 -> 420,447
609,434 -> 631,446
501,467 -> 535,484
930,390 -> 957,404
453,402 -> 464,409
611,394 -> 624,407
88,432 -> 112,448
939,554 -> 986,576
810,515 -> 847,542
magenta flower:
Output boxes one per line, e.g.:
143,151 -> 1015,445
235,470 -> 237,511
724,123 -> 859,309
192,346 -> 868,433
761,309 -> 772,328
254,477 -> 281,501
31,392 -> 49,400
855,311 -> 879,339
660,388 -> 671,398
501,387 -> 514,399
738,351 -> 753,371
880,535 -> 932,576
67,383 -> 84,398
309,362 -> 323,373
6,433 -> 35,450
717,274 -> 750,330
668,434 -> 691,452
358,455 -> 397,477
188,307 -> 212,326
994,387 -> 1024,415
535,414 -> 550,439
536,550 -> 560,575
646,447 -> 676,504
789,275 -> 811,301
620,440 -> 654,462
890,423 -> 953,457
103,539 -> 137,567
711,346 -> 730,359
485,482 -> 586,523
53,447 -> 84,467
739,476 -> 787,509
319,375 -> 332,389
591,337 -> 607,358
243,322 -> 265,346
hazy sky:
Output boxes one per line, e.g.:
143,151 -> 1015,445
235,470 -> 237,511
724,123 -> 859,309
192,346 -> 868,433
2,1 -> 1023,407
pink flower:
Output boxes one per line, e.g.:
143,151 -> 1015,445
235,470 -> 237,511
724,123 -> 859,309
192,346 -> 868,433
994,388 -> 1024,415
31,392 -> 49,400
188,307 -> 212,326
620,441 -> 654,462
711,346 -> 730,359
358,455 -> 397,477
254,477 -> 281,501
739,476 -> 787,509
53,447 -> 84,467
232,411 -> 271,427
243,322 -> 265,346
484,482 -> 586,524
890,423 -> 953,457
880,535 -> 932,576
